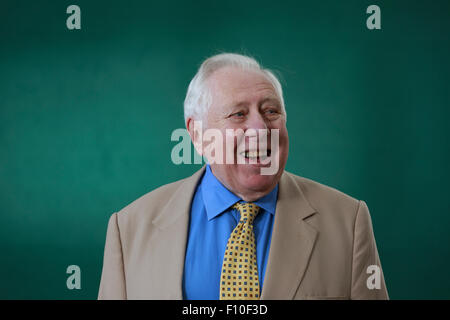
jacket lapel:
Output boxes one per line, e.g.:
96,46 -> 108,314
261,172 -> 318,299
150,166 -> 206,299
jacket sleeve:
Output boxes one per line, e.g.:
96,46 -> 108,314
98,212 -> 127,299
350,201 -> 389,299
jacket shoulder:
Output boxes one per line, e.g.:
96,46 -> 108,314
284,171 -> 361,217
114,176 -> 189,224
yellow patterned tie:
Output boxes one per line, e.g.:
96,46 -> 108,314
220,202 -> 261,300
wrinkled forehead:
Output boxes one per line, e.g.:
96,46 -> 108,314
206,67 -> 280,109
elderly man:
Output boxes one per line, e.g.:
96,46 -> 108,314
98,53 -> 388,300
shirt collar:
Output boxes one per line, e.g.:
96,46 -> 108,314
201,165 -> 278,221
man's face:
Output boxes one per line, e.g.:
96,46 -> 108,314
199,66 -> 289,201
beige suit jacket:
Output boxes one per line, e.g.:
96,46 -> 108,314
98,167 -> 388,299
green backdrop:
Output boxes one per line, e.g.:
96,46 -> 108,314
1,0 -> 449,299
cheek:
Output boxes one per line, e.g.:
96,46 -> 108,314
271,127 -> 289,169
280,130 -> 289,161
281,129 -> 289,149
269,125 -> 288,148
276,124 -> 289,146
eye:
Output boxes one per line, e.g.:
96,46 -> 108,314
232,111 -> 245,117
264,108 -> 279,115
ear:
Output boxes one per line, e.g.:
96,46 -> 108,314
186,117 -> 203,156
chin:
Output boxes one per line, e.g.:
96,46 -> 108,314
240,169 -> 278,193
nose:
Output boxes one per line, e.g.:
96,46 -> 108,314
243,110 -> 269,150
244,110 -> 268,133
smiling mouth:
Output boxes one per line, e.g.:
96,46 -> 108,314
239,149 -> 272,160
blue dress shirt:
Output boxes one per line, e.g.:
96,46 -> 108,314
182,165 -> 278,300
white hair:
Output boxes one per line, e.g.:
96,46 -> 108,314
183,53 -> 286,123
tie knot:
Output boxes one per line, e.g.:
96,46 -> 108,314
232,202 -> 260,224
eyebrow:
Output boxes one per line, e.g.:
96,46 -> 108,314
225,96 -> 281,110
259,97 -> 281,107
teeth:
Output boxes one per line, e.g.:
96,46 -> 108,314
240,151 -> 269,158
